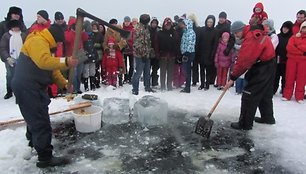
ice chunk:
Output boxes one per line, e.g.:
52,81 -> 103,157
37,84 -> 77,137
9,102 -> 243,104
133,95 -> 168,126
102,98 -> 130,124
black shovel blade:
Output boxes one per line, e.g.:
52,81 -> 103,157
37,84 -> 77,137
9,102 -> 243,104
195,116 -> 214,138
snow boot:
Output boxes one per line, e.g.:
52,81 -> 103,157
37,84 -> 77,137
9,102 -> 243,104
4,92 -> 13,99
84,78 -> 89,91
254,117 -> 275,124
36,155 -> 70,168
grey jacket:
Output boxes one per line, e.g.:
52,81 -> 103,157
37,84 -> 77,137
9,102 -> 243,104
0,31 -> 27,62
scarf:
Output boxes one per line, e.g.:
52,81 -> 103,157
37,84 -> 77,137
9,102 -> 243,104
9,30 -> 23,59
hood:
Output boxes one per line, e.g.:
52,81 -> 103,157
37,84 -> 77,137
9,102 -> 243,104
280,21 -> 293,36
300,21 -> 306,32
183,19 -> 193,30
162,17 -> 174,30
253,2 -> 264,13
68,18 -> 76,29
205,15 -> 216,28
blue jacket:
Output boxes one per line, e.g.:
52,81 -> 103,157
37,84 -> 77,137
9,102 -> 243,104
180,19 -> 196,54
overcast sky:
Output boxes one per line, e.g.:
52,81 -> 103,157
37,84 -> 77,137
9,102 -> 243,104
1,0 -> 305,30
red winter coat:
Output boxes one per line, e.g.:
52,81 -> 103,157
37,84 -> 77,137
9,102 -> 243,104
287,33 -> 306,60
29,20 -> 51,33
64,30 -> 88,57
283,33 -> 306,100
250,2 -> 268,24
122,23 -> 135,55
214,40 -> 234,68
292,20 -> 306,35
230,26 -> 275,80
102,49 -> 124,73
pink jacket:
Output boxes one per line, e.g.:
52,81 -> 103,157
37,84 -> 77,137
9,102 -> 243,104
214,41 -> 234,68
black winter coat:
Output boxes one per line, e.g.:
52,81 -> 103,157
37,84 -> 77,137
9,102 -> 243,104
196,15 -> 218,65
84,32 -> 98,63
276,29 -> 293,63
157,29 -> 180,58
215,20 -> 235,56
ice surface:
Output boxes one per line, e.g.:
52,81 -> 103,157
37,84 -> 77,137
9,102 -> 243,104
134,95 -> 168,127
102,97 -> 130,124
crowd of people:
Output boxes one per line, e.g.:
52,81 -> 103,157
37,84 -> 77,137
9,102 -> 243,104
0,2 -> 305,168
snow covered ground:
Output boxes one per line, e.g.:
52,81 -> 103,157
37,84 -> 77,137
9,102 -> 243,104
0,62 -> 306,173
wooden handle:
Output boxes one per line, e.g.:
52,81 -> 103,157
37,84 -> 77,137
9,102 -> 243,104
0,102 -> 92,127
68,12 -> 85,89
207,89 -> 227,118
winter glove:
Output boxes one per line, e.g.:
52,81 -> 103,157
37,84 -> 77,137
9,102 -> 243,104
303,52 -> 306,56
7,57 -> 16,67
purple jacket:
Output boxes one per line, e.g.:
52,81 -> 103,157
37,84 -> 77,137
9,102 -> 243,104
214,40 -> 234,68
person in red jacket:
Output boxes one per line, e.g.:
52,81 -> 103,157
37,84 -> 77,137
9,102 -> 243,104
102,37 -> 124,87
224,22 -> 276,130
122,16 -> 135,84
292,10 -> 306,35
249,2 -> 268,25
29,10 -> 51,33
282,21 -> 306,103
64,17 -> 89,93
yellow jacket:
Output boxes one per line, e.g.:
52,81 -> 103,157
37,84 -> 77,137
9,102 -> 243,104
22,29 -> 69,88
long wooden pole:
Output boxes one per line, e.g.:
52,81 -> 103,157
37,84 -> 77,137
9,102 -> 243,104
0,102 -> 92,127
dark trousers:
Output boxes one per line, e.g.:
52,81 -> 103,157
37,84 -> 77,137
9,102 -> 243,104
5,62 -> 14,94
159,58 -> 175,90
150,58 -> 159,86
273,63 -> 286,94
238,59 -> 276,128
199,64 -> 214,87
209,66 -> 217,85
12,86 -> 53,161
124,54 -> 134,81
192,60 -> 199,84
182,52 -> 195,91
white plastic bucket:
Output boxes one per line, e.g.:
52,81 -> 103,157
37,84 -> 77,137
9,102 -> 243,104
72,105 -> 103,133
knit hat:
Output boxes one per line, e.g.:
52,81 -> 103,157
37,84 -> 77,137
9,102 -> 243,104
124,16 -> 131,22
7,20 -> 22,29
6,6 -> 23,21
231,21 -> 245,33
48,24 -> 64,43
219,11 -> 227,19
174,15 -> 180,23
140,14 -> 150,25
55,11 -> 64,20
37,10 -> 49,21
109,18 -> 118,24
222,32 -> 230,39
262,19 -> 275,33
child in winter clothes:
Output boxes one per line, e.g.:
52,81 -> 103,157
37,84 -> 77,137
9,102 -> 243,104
102,37 -> 124,87
214,32 -> 234,90
249,2 -> 268,25
0,20 -> 26,99
283,21 -> 306,103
